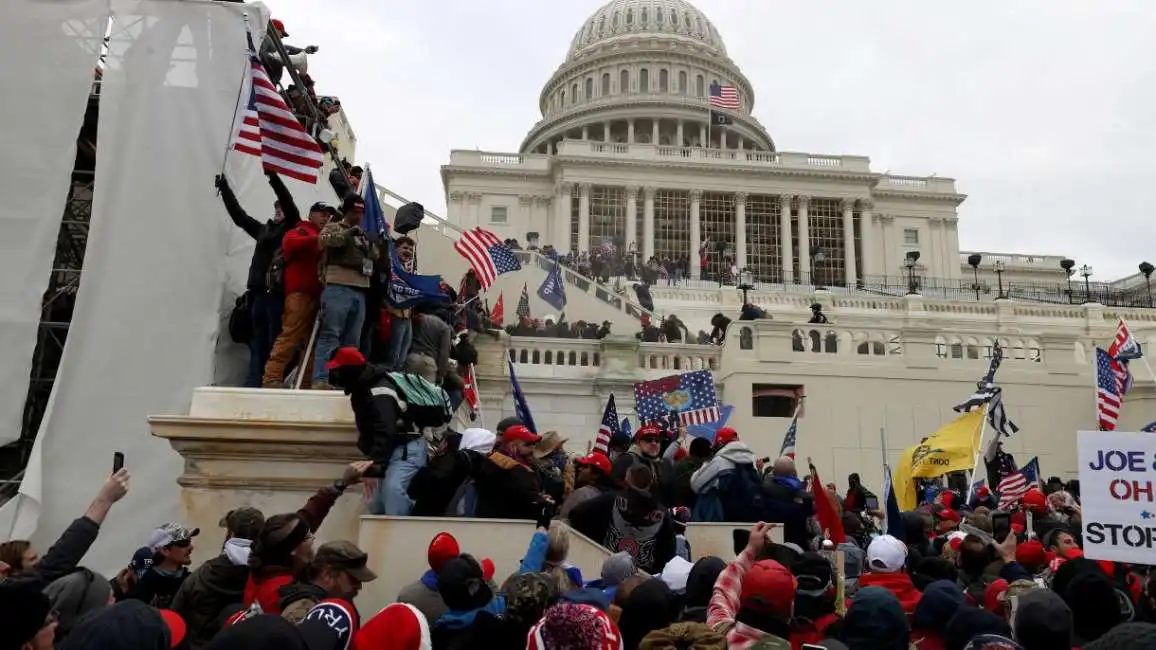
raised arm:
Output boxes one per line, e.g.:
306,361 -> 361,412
296,461 -> 374,531
266,171 -> 300,225
215,175 -> 261,240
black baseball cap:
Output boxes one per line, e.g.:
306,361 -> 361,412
219,506 -> 265,541
308,202 -> 337,215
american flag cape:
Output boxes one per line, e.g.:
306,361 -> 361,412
997,457 -> 1040,509
453,227 -> 521,289
594,394 -> 620,454
633,370 -> 720,426
229,31 -> 324,183
1096,347 -> 1122,430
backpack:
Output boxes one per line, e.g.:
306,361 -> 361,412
718,464 -> 767,523
385,372 -> 453,435
445,475 -> 478,517
228,292 -> 253,344
265,247 -> 286,295
692,487 -> 725,523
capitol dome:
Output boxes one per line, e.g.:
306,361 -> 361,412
520,0 -> 774,154
566,0 -> 727,60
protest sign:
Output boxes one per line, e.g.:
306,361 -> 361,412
1077,430 -> 1156,563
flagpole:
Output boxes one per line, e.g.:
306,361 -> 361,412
1091,348 -> 1102,430
294,313 -> 322,390
221,13 -> 253,183
879,426 -> 888,473
965,402 -> 991,504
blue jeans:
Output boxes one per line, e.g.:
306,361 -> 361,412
368,437 -> 428,515
384,316 -> 412,371
312,285 -> 366,383
246,291 -> 283,387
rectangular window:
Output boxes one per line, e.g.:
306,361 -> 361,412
752,384 -> 804,418
490,206 -> 508,224
903,228 -> 919,245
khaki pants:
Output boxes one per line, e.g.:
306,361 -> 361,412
263,291 -> 319,386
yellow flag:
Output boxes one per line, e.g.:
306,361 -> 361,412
893,410 -> 984,510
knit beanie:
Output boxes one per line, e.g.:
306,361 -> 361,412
601,551 -> 636,586
0,581 -> 51,650
353,603 -> 431,650
1083,622 -> 1156,650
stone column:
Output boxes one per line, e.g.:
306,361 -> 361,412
719,130 -> 727,149
448,191 -> 464,226
879,214 -> 895,275
519,194 -> 533,234
578,183 -> 591,251
581,125 -> 589,141
779,194 -> 793,283
690,189 -> 702,280
676,120 -> 684,146
628,119 -> 635,144
797,195 -> 811,283
603,121 -> 611,141
651,119 -> 660,145
735,192 -> 748,270
535,196 -> 552,244
467,192 -> 482,227
555,182 -> 573,250
699,123 -> 706,147
842,198 -> 857,287
859,198 -> 875,278
737,135 -> 744,150
929,217 -> 943,278
643,187 -> 656,260
625,186 -> 639,253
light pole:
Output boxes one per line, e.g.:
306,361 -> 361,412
1079,264 -> 1094,304
811,248 -> 826,290
967,253 -> 982,300
1060,259 -> 1075,304
1141,261 -> 1154,308
904,250 -> 921,295
993,260 -> 1006,300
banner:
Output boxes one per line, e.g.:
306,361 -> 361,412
1077,430 -> 1156,564
893,410 -> 984,510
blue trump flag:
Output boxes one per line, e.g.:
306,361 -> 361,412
359,165 -> 388,239
882,465 -> 906,540
538,261 -> 567,311
507,357 -> 538,434
621,418 -> 632,439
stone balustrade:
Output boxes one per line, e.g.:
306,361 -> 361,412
499,334 -> 721,381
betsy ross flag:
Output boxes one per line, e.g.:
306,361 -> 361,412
594,394 -> 621,454
516,283 -> 532,320
779,408 -> 799,459
1096,347 -> 1123,430
709,82 -> 740,110
453,227 -> 521,289
997,457 -> 1040,509
230,31 -> 323,183
490,294 -> 505,326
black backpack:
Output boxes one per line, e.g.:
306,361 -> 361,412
228,292 -> 253,344
718,464 -> 767,523
265,247 -> 286,296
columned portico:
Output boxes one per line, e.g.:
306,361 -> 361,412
554,182 -> 572,250
780,194 -> 793,283
690,189 -> 702,279
860,199 -> 875,277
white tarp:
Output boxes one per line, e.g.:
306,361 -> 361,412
0,0 -> 110,446
1077,429 -> 1156,564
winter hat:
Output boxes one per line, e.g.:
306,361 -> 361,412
960,635 -> 1023,650
618,579 -> 679,650
601,551 -> 637,586
1022,489 -> 1047,513
738,560 -> 797,615
1061,567 -> 1121,644
43,568 -> 114,638
912,580 -> 966,632
844,587 -> 909,650
437,554 -> 494,611
296,599 -> 359,650
59,599 -> 185,650
793,552 -> 835,598
504,572 -> 557,626
659,556 -> 693,593
427,532 -> 460,572
982,579 -> 1009,613
1013,589 -> 1072,650
684,557 -> 726,609
353,603 -> 430,650
459,428 -> 496,455
637,622 -> 726,650
1082,622 -> 1156,650
528,603 -> 625,650
0,581 -> 51,650
867,535 -> 908,573
944,608 -> 1012,650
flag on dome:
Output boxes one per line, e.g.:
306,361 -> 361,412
453,227 -> 521,289
1096,347 -> 1122,430
516,283 -> 532,320
633,370 -> 720,426
997,457 -> 1040,509
594,394 -> 620,454
490,294 -> 505,326
708,82 -> 740,110
229,31 -> 323,183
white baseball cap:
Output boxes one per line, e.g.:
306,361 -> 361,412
867,534 -> 908,573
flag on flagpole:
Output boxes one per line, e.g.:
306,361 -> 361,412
1096,347 -> 1122,430
997,457 -> 1040,509
809,463 -> 845,544
708,82 -> 740,110
516,283 -> 532,320
633,371 -> 720,426
779,408 -> 799,460
507,358 -> 538,434
229,30 -> 324,183
686,404 -> 734,442
360,166 -> 388,239
537,262 -> 567,311
594,394 -> 621,454
462,363 -> 480,424
1108,319 -> 1141,396
453,227 -> 521,289
954,341 -> 1019,439
621,418 -> 632,439
882,465 -> 906,539
491,293 -> 505,326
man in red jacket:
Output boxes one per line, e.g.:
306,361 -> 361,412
856,534 -> 922,616
263,202 -> 335,387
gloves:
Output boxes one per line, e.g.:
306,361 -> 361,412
536,499 -> 557,529
214,174 -> 227,191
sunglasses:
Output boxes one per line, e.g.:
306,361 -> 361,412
167,538 -> 192,549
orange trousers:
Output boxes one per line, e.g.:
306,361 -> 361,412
263,291 -> 319,386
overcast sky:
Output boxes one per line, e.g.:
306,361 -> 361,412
269,0 -> 1156,281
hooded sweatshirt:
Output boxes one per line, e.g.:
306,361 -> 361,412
681,557 -> 726,623
856,570 -> 922,616
689,442 -> 757,493
171,542 -> 254,648
911,580 -> 966,650
43,569 -> 113,643
842,587 -> 910,650
58,600 -> 172,650
1013,590 -> 1072,650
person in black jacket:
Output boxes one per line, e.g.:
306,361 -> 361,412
127,523 -> 198,609
474,425 -> 550,521
761,457 -> 815,549
568,464 -> 676,575
214,172 -> 301,387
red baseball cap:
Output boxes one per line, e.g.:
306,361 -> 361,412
983,579 -> 1009,613
938,508 -> 961,523
271,18 -> 288,36
635,423 -> 660,441
428,532 -> 460,572
1017,539 -> 1046,567
480,558 -> 496,582
739,560 -> 797,615
976,485 -> 991,499
1023,489 -> 1047,513
325,346 -> 366,370
714,427 -> 739,448
575,452 -> 612,475
158,610 -> 187,648
502,424 -> 541,445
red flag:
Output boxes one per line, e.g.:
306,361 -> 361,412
491,293 -> 505,327
810,464 -> 846,544
463,363 -> 480,412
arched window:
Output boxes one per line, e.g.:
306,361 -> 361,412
670,8 -> 677,24
640,68 -> 649,92
613,10 -> 620,26
620,69 -> 629,93
585,77 -> 593,100
571,83 -> 578,102
601,73 -> 610,96
696,74 -> 704,97
626,8 -> 633,24
659,69 -> 669,92
679,71 -> 687,95
560,89 -> 566,105
641,7 -> 648,23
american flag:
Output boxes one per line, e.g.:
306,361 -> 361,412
1108,319 -> 1142,396
997,457 -> 1040,509
490,294 -> 505,326
779,409 -> 799,459
594,394 -> 620,454
516,283 -> 531,320
709,82 -> 740,110
633,370 -> 720,426
453,227 -> 521,289
230,32 -> 323,183
1096,347 -> 1122,430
